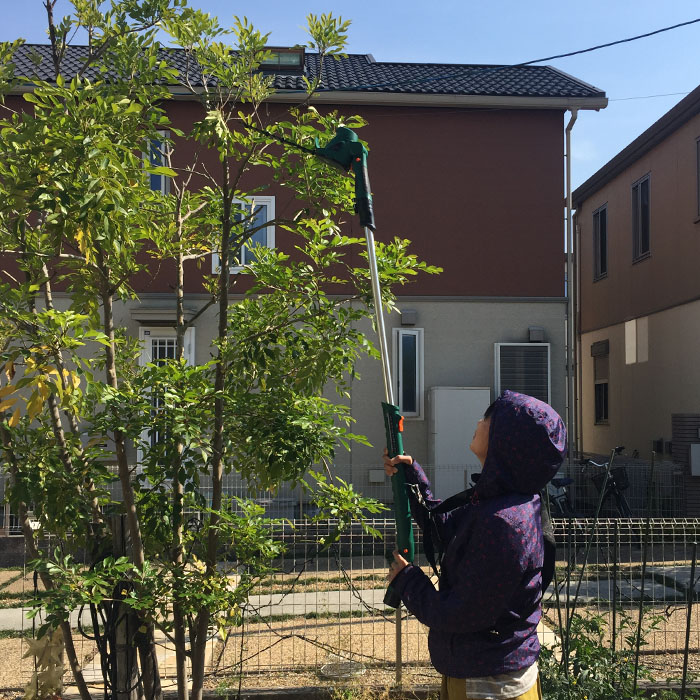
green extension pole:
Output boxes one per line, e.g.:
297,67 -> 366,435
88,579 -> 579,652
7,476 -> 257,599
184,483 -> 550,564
316,128 -> 415,575
316,126 -> 414,684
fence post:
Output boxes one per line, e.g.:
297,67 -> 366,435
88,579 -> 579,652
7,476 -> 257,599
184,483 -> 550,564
681,541 -> 698,700
612,519 -> 618,653
112,514 -> 139,700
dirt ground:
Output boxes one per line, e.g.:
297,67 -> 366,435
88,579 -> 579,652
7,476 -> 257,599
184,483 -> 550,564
3,562 -> 700,695
0,635 -> 98,698
0,569 -> 44,596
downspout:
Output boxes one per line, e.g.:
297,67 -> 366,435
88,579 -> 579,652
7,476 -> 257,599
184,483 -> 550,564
575,216 -> 583,457
565,109 -> 578,462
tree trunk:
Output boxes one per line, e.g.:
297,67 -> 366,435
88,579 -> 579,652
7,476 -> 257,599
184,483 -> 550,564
41,267 -> 102,523
100,288 -> 161,700
0,423 -> 93,700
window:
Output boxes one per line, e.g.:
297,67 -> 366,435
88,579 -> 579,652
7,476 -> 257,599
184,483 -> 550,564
393,328 -> 424,418
591,340 -> 609,424
593,204 -> 607,280
494,343 -> 551,404
696,138 -> 700,219
211,196 -> 275,273
260,48 -> 305,69
632,174 -> 650,260
146,130 -> 171,195
138,326 -> 195,460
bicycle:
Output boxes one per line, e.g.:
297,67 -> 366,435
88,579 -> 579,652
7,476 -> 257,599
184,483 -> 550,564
583,446 -> 633,518
546,475 -> 576,517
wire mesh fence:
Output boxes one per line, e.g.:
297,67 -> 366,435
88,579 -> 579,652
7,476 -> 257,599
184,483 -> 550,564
2,464 -> 700,693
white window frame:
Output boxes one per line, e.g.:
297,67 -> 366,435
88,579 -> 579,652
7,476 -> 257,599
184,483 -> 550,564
144,129 -> 171,195
137,326 -> 195,467
494,342 -> 551,405
138,326 -> 195,366
392,327 -> 424,419
211,196 -> 276,274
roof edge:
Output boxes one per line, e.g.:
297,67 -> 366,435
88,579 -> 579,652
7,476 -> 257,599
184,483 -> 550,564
262,91 -> 608,110
573,83 -> 700,206
6,82 -> 608,110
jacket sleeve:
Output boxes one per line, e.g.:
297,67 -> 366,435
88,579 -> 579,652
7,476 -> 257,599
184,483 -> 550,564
402,459 -> 461,544
392,511 -> 529,634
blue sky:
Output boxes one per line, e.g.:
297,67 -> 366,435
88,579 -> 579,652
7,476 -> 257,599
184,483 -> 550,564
4,0 -> 700,188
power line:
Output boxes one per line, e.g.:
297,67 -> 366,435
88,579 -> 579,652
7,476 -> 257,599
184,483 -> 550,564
274,17 -> 700,96
609,91 -> 691,102
516,17 -> 700,66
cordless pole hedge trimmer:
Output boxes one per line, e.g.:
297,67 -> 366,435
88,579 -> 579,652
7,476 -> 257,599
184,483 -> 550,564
253,124 -> 415,612
313,128 -> 415,609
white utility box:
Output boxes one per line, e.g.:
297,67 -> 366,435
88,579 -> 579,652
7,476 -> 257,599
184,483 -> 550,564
428,387 -> 491,500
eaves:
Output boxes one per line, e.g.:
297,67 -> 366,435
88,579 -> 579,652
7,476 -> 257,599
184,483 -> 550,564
171,87 -> 608,111
8,82 -> 607,111
573,83 -> 700,208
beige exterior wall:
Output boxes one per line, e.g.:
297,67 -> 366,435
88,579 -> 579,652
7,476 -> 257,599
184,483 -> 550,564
581,297 -> 700,458
578,110 -> 700,334
105,294 -> 567,497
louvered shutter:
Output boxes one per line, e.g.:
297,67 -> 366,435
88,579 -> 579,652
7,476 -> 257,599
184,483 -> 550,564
494,343 -> 551,403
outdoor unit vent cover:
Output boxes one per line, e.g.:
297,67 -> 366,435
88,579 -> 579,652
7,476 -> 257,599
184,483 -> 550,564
494,343 -> 551,404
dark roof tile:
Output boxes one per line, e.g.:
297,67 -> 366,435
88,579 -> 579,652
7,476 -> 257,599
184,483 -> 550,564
8,44 -> 605,100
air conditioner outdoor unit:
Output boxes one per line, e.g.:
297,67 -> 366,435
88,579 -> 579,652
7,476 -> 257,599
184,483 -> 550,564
494,343 -> 551,404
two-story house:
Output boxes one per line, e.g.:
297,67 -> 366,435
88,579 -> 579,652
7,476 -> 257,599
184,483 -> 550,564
2,46 -> 607,519
573,83 -> 700,512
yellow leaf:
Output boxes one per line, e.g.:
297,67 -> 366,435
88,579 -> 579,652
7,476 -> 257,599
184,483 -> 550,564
27,392 -> 43,420
0,398 -> 18,411
37,381 -> 50,400
75,228 -> 91,264
71,372 -> 80,390
8,406 -> 20,427
3,359 -> 14,380
0,385 -> 15,399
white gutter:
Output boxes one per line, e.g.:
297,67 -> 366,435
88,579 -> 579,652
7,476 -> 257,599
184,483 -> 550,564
262,92 -> 608,111
565,109 -> 578,462
8,82 -> 608,111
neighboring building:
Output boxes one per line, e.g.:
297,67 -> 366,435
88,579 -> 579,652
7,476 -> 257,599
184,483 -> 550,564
573,84 -> 700,510
3,46 -> 607,508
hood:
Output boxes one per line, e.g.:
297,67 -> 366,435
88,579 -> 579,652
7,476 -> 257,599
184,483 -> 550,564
476,390 -> 567,499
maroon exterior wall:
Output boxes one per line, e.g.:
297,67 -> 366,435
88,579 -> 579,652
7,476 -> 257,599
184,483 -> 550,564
143,101 -> 566,297
1,95 -> 566,299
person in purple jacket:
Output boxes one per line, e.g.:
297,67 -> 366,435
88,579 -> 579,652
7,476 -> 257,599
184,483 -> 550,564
383,390 -> 566,700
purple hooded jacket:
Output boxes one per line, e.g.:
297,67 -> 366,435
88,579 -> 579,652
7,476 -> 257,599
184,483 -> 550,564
392,390 -> 567,678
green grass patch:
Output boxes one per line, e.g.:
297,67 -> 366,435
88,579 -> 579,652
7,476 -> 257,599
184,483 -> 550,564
0,629 -> 33,639
245,608 -> 394,625
253,573 -> 386,593
0,591 -> 31,600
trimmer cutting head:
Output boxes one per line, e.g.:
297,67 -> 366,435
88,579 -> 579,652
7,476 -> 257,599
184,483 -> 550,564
314,127 -> 360,172
314,127 -> 375,230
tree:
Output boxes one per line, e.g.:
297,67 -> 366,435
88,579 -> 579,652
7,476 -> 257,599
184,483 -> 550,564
0,3 -> 440,700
